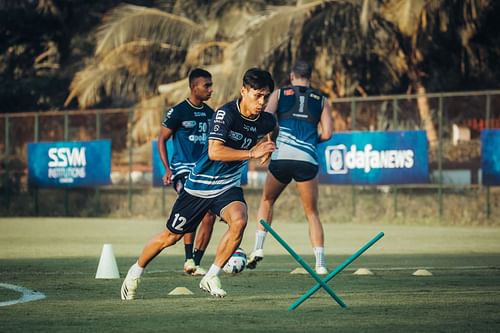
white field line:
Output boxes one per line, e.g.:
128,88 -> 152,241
0,283 -> 46,307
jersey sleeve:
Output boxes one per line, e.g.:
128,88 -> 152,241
162,107 -> 182,131
209,108 -> 233,142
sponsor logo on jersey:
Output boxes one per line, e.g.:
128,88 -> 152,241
188,133 -> 207,143
166,108 -> 174,119
182,120 -> 197,128
309,93 -> 321,100
215,110 -> 226,120
228,131 -> 243,141
243,124 -> 257,132
194,112 -> 207,117
283,89 -> 295,96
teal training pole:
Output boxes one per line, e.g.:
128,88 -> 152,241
260,220 -> 347,308
289,231 -> 385,311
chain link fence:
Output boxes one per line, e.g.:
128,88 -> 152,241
1,90 -> 499,223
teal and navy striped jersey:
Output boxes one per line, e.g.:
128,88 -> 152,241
271,86 -> 325,165
162,99 -> 214,179
185,99 -> 276,198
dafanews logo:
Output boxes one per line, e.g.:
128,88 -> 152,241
325,144 -> 414,174
47,147 -> 87,183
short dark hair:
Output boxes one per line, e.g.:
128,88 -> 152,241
291,61 -> 312,80
188,68 -> 211,86
242,68 -> 274,92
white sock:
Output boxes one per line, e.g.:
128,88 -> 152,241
313,247 -> 326,268
254,230 -> 267,251
128,262 -> 144,279
206,264 -> 222,277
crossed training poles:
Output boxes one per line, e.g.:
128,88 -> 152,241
259,220 -> 384,311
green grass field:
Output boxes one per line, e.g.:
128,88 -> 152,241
1,218 -> 500,332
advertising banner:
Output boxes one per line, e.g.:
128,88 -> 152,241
28,140 -> 111,187
318,130 -> 429,185
152,140 -> 248,187
481,129 -> 500,186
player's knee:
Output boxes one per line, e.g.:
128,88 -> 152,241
230,216 -> 247,231
158,231 -> 182,248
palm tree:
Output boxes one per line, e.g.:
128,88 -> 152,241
362,0 -> 493,145
64,0 -> 495,146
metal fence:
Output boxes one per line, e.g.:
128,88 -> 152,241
1,90 -> 499,221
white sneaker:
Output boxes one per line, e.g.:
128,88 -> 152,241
199,275 -> 227,298
246,249 -> 264,269
315,266 -> 328,275
191,266 -> 206,276
184,259 -> 196,274
120,275 -> 140,300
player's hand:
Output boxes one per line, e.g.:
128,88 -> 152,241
162,169 -> 172,186
250,137 -> 276,161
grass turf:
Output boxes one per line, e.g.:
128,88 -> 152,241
1,254 -> 499,333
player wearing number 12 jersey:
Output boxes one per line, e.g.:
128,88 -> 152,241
121,68 -> 277,300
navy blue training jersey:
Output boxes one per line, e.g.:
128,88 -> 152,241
162,99 -> 214,179
184,99 -> 277,198
271,86 -> 325,165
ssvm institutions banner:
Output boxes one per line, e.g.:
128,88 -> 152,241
318,130 -> 429,185
28,140 -> 111,187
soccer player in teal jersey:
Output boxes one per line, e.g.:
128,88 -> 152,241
158,68 -> 216,276
247,61 -> 333,275
122,68 -> 278,299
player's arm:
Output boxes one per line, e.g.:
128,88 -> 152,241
318,97 -> 333,142
208,139 -> 276,162
264,90 -> 279,115
158,126 -> 174,185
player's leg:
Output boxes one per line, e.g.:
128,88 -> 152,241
247,165 -> 288,269
200,188 -> 247,297
121,229 -> 183,300
172,174 -> 196,274
122,190 -> 209,300
191,211 -> 216,276
295,175 -> 327,275
182,232 -> 196,274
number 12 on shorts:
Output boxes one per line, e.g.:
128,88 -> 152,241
172,213 -> 187,231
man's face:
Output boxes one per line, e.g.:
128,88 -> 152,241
240,86 -> 271,117
191,77 -> 213,101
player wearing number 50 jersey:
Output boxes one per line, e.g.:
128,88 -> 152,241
121,68 -> 277,300
158,69 -> 216,276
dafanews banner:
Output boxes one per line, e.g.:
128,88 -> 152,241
28,140 -> 111,187
318,130 -> 429,185
152,140 -> 247,187
481,129 -> 500,186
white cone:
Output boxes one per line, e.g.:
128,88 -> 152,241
290,267 -> 308,274
168,287 -> 194,295
95,244 -> 120,279
353,268 -> 374,275
412,269 -> 433,276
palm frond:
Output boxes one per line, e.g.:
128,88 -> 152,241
95,4 -> 204,56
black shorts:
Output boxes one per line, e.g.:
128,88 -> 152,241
166,187 -> 246,234
172,173 -> 188,194
268,160 -> 319,184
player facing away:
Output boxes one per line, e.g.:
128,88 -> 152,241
121,68 -> 277,299
158,68 -> 216,276
247,61 -> 333,275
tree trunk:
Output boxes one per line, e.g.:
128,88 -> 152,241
415,82 -> 438,146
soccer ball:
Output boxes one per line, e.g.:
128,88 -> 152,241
223,248 -> 247,274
